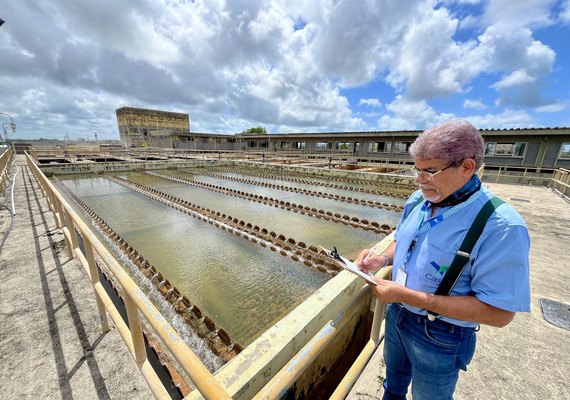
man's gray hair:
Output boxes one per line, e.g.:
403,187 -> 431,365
409,120 -> 485,169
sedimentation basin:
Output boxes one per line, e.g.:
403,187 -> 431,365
31,154 -> 418,398
54,166 -> 410,349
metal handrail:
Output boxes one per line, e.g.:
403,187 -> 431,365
0,147 -> 13,192
551,168 -> 570,199
25,152 -> 230,399
253,240 -> 394,399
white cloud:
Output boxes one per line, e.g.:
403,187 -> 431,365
482,0 -> 559,30
359,98 -> 382,107
377,95 -> 456,130
0,0 -> 566,140
561,0 -> 570,23
491,69 -> 535,90
536,102 -> 566,113
468,109 -> 534,129
463,99 -> 487,110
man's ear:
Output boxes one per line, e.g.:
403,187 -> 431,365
461,158 -> 477,176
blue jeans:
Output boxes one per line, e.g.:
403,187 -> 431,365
382,303 -> 477,400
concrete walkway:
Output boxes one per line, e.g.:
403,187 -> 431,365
347,183 -> 570,400
0,158 -> 153,400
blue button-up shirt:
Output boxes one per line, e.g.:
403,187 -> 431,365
393,187 -> 531,327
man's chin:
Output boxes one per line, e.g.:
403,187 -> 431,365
420,188 -> 441,202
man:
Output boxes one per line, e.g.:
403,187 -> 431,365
357,120 -> 531,400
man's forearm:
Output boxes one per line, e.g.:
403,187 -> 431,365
400,288 -> 515,327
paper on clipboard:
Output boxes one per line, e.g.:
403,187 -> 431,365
334,253 -> 378,286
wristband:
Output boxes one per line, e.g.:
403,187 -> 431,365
379,253 -> 390,268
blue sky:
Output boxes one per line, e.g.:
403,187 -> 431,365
0,0 -> 569,140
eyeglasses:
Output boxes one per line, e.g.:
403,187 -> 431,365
411,162 -> 458,181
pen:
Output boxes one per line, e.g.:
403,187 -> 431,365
362,247 -> 389,268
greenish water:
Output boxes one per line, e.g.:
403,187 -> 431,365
159,170 -> 403,228
59,170 -> 405,346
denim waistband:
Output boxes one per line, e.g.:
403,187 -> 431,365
393,303 -> 477,334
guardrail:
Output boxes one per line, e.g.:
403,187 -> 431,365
253,266 -> 391,400
25,150 -> 401,398
0,146 -> 13,194
25,152 -> 231,399
481,164 -> 556,186
551,168 -> 570,200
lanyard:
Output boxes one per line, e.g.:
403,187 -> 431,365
402,190 -> 483,270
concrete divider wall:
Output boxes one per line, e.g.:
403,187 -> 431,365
186,270 -> 372,399
38,159 -> 218,176
39,158 -> 417,187
222,160 -> 417,186
197,233 -> 395,399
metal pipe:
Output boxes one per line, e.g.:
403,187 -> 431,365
124,293 -> 147,366
253,285 -> 371,400
329,326 -> 386,400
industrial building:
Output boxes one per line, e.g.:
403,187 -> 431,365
116,107 -> 191,148
115,107 -> 570,169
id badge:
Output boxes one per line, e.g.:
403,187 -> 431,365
395,267 -> 407,286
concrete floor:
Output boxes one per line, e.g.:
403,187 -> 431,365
1,155 -> 569,400
0,157 -> 153,399
347,183 -> 570,400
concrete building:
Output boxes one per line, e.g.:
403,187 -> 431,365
115,107 -> 191,147
237,127 -> 570,169
114,108 -> 570,169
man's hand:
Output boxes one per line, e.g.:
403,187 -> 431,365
368,277 -> 406,304
356,241 -> 396,273
356,248 -> 383,273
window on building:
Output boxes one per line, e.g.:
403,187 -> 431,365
293,141 -> 306,150
336,142 -> 351,151
393,142 -> 412,154
316,142 -> 332,150
561,143 -> 570,159
485,142 -> 526,157
368,142 -> 392,153
248,141 -> 256,147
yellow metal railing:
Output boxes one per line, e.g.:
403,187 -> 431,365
25,152 -> 231,400
551,168 -> 570,199
26,149 -> 400,399
0,147 -> 13,193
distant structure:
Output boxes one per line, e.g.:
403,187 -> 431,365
116,107 -> 191,147
114,107 -> 570,169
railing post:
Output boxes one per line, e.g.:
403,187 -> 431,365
52,190 -> 65,228
369,298 -> 386,343
83,235 -> 110,332
65,212 -> 79,260
124,294 -> 148,367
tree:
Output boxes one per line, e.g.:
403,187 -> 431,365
241,126 -> 268,134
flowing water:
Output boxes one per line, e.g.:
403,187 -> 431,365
58,169 -> 407,346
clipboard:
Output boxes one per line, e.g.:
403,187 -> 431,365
323,246 -> 378,286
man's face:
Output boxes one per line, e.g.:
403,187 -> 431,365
413,158 -> 470,203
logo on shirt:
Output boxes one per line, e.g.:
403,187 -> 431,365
430,261 -> 449,277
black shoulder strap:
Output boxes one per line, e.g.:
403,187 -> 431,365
412,195 -> 424,210
434,196 -> 504,296
427,196 -> 504,319
405,195 -> 424,218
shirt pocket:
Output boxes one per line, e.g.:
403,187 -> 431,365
415,244 -> 457,293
